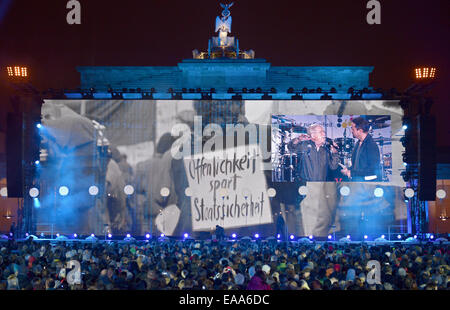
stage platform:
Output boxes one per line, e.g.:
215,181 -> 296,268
1,235 -> 448,246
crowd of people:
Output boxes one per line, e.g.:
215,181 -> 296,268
0,237 -> 448,290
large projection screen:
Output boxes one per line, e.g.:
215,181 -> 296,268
34,99 -> 407,238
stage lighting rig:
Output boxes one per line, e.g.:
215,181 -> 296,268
415,67 -> 436,80
6,66 -> 28,79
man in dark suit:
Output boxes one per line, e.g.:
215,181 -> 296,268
287,123 -> 340,237
341,117 -> 381,181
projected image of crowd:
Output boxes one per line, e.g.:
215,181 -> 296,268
0,238 -> 448,290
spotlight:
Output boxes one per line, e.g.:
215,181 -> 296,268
328,235 -> 332,240
25,233 -> 29,237
276,234 -> 281,239
124,185 -> 134,195
405,188 -> 415,199
231,233 -> 237,239
89,185 -> 99,196
7,66 -> 28,78
126,233 -> 131,238
160,187 -> 170,197
340,186 -> 350,196
430,234 -> 434,240
374,187 -> 384,198
402,125 -> 408,130
364,235 -> 368,240
59,186 -> 69,196
414,235 -> 417,239
346,235 -> 351,239
160,233 -> 165,238
403,162 -> 408,167
254,233 -> 260,239
436,189 -> 446,199
34,160 -> 40,165
309,235 -> 313,240
36,123 -> 42,129
56,233 -> 60,237
185,187 -> 193,197
397,234 -> 402,240
183,233 -> 189,239
290,235 -> 295,240
91,234 -> 95,237
73,233 -> 78,238
108,233 -> 112,238
415,67 -> 436,80
145,233 -> 150,239
29,187 -> 39,198
381,235 -> 385,239
267,188 -> 276,198
298,186 -> 308,196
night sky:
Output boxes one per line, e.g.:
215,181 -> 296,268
0,0 -> 449,147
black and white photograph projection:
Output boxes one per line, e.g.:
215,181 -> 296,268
35,99 -> 407,240
271,115 -> 392,183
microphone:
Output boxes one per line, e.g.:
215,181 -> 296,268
325,138 -> 333,151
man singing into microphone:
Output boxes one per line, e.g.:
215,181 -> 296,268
288,123 -> 340,181
287,123 -> 340,237
340,117 -> 381,181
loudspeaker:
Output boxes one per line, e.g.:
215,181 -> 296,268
417,115 -> 436,201
6,112 -> 23,198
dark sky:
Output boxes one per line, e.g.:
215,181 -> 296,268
0,0 -> 449,147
